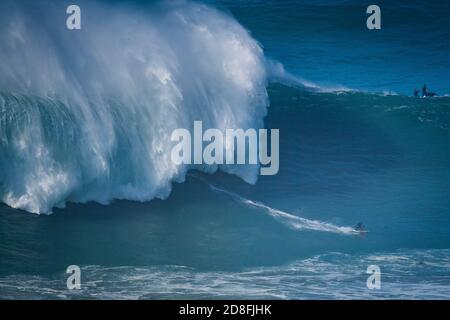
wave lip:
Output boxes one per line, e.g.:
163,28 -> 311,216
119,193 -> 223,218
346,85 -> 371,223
0,0 -> 269,214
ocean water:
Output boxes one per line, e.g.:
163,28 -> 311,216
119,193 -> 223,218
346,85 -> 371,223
1,0 -> 450,299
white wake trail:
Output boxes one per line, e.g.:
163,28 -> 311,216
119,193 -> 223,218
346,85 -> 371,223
200,179 -> 358,236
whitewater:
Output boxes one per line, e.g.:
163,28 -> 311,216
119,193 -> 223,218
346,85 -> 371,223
0,0 -> 274,214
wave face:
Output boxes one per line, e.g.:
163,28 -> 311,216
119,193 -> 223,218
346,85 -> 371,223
0,0 -> 269,214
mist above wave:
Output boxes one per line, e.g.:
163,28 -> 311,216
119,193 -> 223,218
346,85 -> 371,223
0,0 -> 269,214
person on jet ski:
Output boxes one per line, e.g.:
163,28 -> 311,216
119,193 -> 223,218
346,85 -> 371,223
422,84 -> 438,97
422,84 -> 428,97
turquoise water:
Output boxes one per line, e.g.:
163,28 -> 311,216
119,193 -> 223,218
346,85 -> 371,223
1,0 -> 450,299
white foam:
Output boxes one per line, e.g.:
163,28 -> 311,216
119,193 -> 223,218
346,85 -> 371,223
266,59 -> 353,93
203,180 -> 358,235
0,0 -> 269,213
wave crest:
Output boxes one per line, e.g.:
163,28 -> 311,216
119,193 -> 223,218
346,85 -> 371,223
0,0 -> 269,213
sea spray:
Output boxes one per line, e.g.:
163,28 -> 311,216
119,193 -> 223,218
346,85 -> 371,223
0,0 -> 269,213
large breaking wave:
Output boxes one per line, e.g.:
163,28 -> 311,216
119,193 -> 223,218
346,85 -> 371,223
0,0 -> 270,214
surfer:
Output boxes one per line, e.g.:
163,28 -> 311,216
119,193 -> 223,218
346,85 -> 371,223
355,222 -> 366,235
414,88 -> 420,97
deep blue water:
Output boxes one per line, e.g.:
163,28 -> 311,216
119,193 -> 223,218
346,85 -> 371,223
0,0 -> 450,299
223,0 -> 450,95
